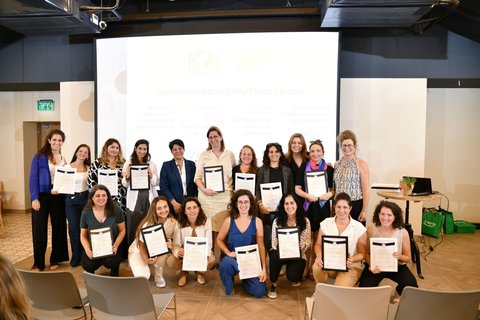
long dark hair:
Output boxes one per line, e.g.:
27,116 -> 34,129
70,144 -> 91,166
130,139 -> 151,165
262,142 -> 288,167
37,129 -> 65,162
228,189 -> 257,219
275,194 -> 307,232
178,197 -> 207,228
84,185 -> 116,217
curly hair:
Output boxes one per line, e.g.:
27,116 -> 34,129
372,200 -> 405,229
178,197 -> 207,228
262,142 -> 287,167
337,129 -> 358,147
228,189 -> 257,219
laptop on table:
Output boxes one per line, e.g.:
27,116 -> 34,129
403,176 -> 433,196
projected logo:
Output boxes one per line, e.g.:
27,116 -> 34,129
189,50 -> 219,75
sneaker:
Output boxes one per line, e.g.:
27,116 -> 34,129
291,281 -> 301,287
268,284 -> 277,299
155,277 -> 167,288
196,272 -> 206,285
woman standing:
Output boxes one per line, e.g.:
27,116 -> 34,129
128,196 -> 180,288
172,197 -> 215,286
65,144 -> 91,267
217,190 -> 267,298
359,201 -> 418,295
29,129 -> 69,271
268,194 -> 311,299
122,139 -> 158,245
285,133 -> 308,183
312,192 -> 367,286
194,126 -> 235,234
231,145 -> 258,191
333,130 -> 370,225
80,185 -> 126,276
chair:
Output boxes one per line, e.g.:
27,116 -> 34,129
393,286 -> 480,320
18,269 -> 91,319
305,283 -> 391,320
83,272 -> 177,319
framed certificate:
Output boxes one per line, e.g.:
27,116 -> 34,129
204,165 -> 225,192
322,235 -> 348,271
53,166 -> 76,194
98,169 -> 118,196
89,227 -> 114,259
141,223 -> 169,258
129,164 -> 150,191
277,227 -> 301,260
370,237 -> 398,272
260,182 -> 282,212
235,244 -> 262,280
234,173 -> 256,194
182,237 -> 209,272
305,171 -> 328,197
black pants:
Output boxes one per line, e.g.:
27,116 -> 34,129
31,193 -> 69,270
350,199 -> 365,226
81,250 -> 122,276
359,263 -> 418,295
268,249 -> 306,283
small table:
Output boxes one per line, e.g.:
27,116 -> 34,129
376,191 -> 442,279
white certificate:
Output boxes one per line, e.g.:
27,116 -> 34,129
322,236 -> 348,271
234,173 -> 256,194
53,166 -> 76,194
370,237 -> 398,272
130,164 -> 150,190
90,227 -> 113,259
277,227 -> 301,260
98,169 -> 118,196
182,237 -> 209,272
260,182 -> 282,212
235,244 -> 262,280
141,223 -> 169,258
305,171 -> 328,197
204,165 -> 225,192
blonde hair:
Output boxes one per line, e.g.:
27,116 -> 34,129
0,255 -> 32,320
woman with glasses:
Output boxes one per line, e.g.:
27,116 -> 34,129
333,130 -> 370,225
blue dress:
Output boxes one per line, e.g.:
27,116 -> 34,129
218,216 -> 267,298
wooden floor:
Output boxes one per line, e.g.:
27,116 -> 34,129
2,212 -> 479,319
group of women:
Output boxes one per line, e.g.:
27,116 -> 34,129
29,126 -> 417,299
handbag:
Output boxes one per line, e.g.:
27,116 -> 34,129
439,208 -> 455,234
421,208 -> 445,238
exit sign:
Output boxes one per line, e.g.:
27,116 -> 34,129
37,100 -> 55,111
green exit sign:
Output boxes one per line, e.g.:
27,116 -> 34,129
37,100 -> 55,111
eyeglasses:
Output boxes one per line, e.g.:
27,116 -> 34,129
341,144 -> 354,149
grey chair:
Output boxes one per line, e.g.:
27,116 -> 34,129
393,286 -> 480,320
83,271 -> 177,319
18,269 -> 91,319
305,283 -> 391,320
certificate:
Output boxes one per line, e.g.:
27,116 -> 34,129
98,169 -> 118,196
260,182 -> 282,212
234,173 -> 256,194
53,166 -> 76,194
89,227 -> 114,259
182,237 -> 209,272
322,235 -> 348,271
129,164 -> 150,190
305,171 -> 328,197
370,237 -> 398,272
141,223 -> 169,258
235,244 -> 262,280
204,165 -> 225,192
277,227 -> 301,260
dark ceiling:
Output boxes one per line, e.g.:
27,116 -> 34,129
0,0 -> 479,44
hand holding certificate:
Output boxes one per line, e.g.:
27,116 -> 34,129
235,244 -> 262,280
322,236 -> 348,271
98,169 -> 118,196
370,237 -> 398,272
182,237 -> 209,272
53,166 -> 76,194
204,165 -> 225,192
129,164 -> 150,190
90,227 -> 114,259
260,182 -> 282,212
277,227 -> 301,260
305,171 -> 328,197
141,224 -> 169,258
234,173 -> 256,194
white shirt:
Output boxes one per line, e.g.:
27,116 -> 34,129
320,216 -> 366,258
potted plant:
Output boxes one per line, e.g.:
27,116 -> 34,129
400,177 -> 416,195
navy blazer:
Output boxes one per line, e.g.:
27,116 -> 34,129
159,158 -> 198,203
